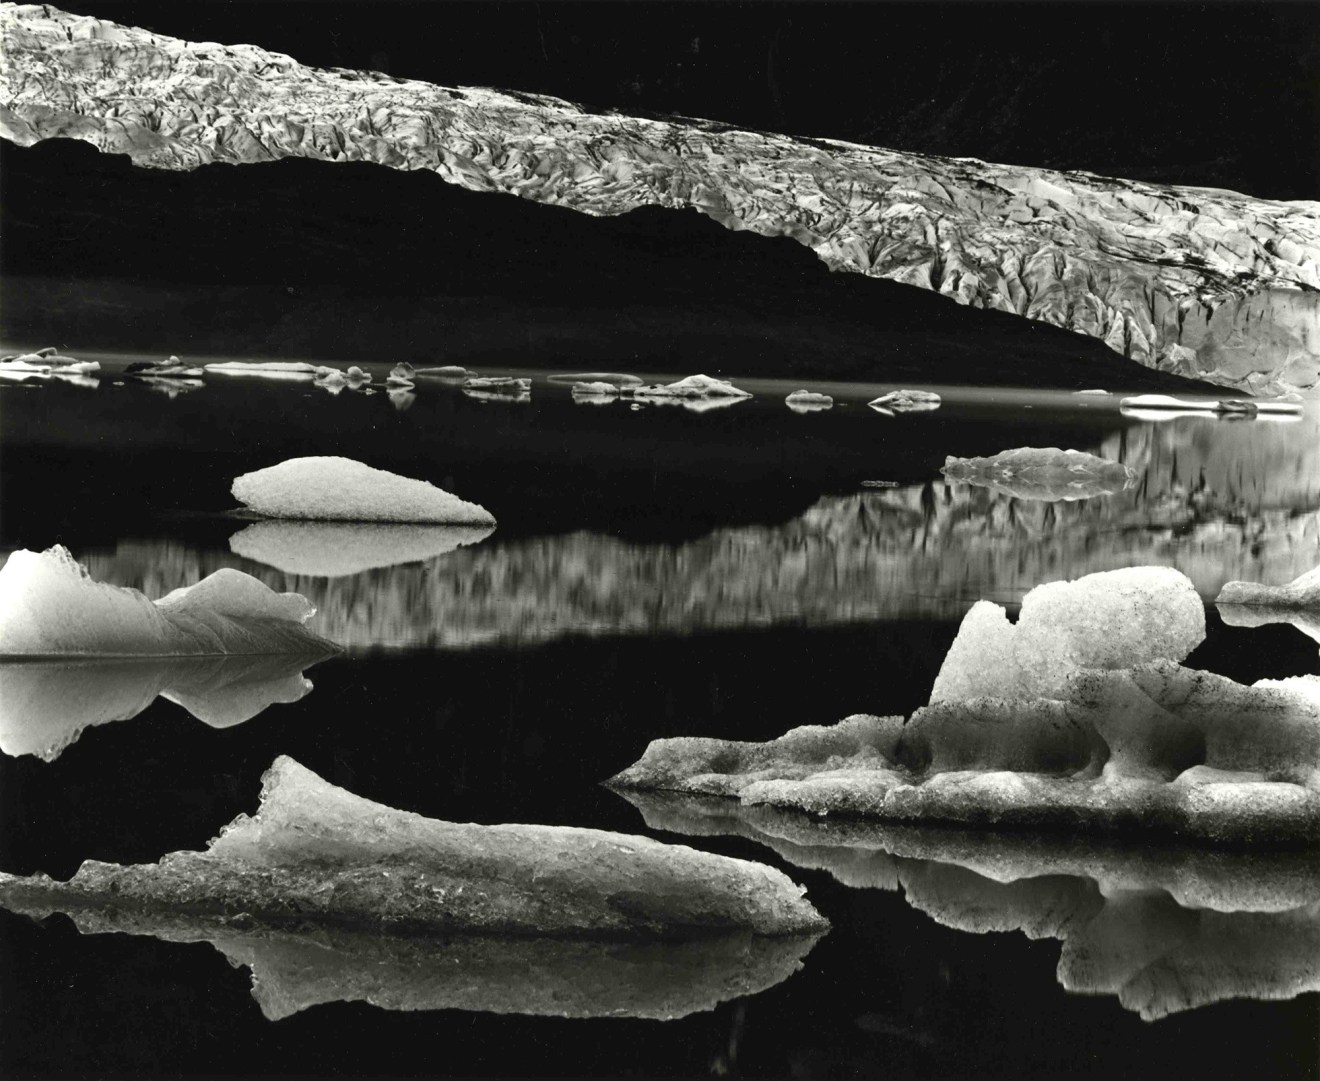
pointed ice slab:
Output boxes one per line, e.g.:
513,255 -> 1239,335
0,546 -> 339,657
941,447 -> 1137,502
0,756 -> 827,938
228,521 -> 493,577
1216,566 -> 1320,609
929,567 -> 1204,703
0,655 -> 325,761
231,457 -> 496,525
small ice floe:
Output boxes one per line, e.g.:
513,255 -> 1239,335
0,654 -> 327,762
868,389 -> 941,414
0,347 -> 99,381
860,480 -> 898,488
631,374 -> 752,401
1119,393 -> 1303,421
204,361 -> 319,381
1073,389 -> 1110,395
571,381 -> 621,404
414,365 -> 474,378
785,389 -> 834,413
610,568 -> 1320,845
231,456 -> 496,525
0,754 -> 827,947
125,356 -> 204,379
1217,566 -> 1320,610
548,372 -> 644,388
940,447 -> 1138,502
0,546 -> 338,657
312,365 -> 371,393
386,362 -> 415,388
228,520 -> 493,577
462,376 -> 532,403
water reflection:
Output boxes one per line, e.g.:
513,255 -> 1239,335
617,790 -> 1320,1020
228,521 -> 494,577
1217,604 -> 1320,656
0,907 -> 817,1022
0,654 -> 328,761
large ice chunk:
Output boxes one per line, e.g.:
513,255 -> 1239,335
631,374 -> 752,400
228,521 -> 493,577
231,457 -> 496,525
0,756 -> 827,938
0,546 -> 338,656
940,447 -> 1137,502
1216,566 -> 1320,609
0,655 -> 325,761
928,567 -> 1204,703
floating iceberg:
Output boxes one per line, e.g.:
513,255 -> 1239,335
785,390 -> 834,413
0,654 -> 325,761
570,381 -> 622,402
414,365 -> 473,379
0,755 -> 828,939
462,376 -> 531,392
229,521 -> 493,577
940,448 -> 1138,502
0,546 -> 339,657
929,567 -> 1204,703
386,363 -> 415,387
230,457 -> 496,525
1119,394 -> 1219,414
0,347 -> 99,375
610,567 -> 1320,844
868,389 -> 941,414
631,374 -> 752,401
615,789 -> 1320,1020
204,361 -> 318,381
1119,394 -> 1304,420
126,357 -> 204,378
1217,566 -> 1320,609
1073,389 -> 1110,396
549,372 -> 644,388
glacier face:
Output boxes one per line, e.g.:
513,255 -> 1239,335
1,4 -> 1318,393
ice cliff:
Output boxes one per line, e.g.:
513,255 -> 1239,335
1,4 -> 1318,393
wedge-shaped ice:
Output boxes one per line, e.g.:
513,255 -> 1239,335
229,521 -> 493,577
0,655 -> 326,761
0,756 -> 827,937
929,567 -> 1204,703
941,447 -> 1137,502
231,457 -> 496,525
610,662 -> 1320,843
0,907 -> 816,1022
0,546 -> 338,657
868,389 -> 941,413
631,374 -> 752,400
615,791 -> 1320,1020
1217,566 -> 1320,609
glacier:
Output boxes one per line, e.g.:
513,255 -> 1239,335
0,545 -> 339,656
0,755 -> 828,938
2,4 -> 1316,393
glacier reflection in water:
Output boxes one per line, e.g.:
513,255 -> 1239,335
0,654 -> 329,761
67,409 -> 1320,651
616,790 -> 1320,1021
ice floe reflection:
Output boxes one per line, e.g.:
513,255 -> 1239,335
616,790 -> 1320,1021
0,653 -> 330,761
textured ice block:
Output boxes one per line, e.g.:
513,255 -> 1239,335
231,457 -> 496,525
941,447 -> 1137,502
0,756 -> 827,938
0,655 -> 324,761
868,390 -> 942,413
0,546 -> 338,656
785,390 -> 834,413
615,790 -> 1320,1020
1217,566 -> 1320,609
929,566 -> 1204,703
631,374 -> 752,400
610,662 -> 1320,843
228,521 -> 493,576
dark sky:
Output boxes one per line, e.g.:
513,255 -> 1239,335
50,1 -> 1320,198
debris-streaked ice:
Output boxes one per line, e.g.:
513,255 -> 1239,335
0,755 -> 828,938
941,447 -> 1137,502
231,457 -> 496,525
229,520 -> 494,577
0,546 -> 339,657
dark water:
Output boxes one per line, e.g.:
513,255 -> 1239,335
1,361 -> 1318,1078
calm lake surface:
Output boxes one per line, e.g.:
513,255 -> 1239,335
1,358 -> 1317,1078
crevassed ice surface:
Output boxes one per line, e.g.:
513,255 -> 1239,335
231,456 -> 496,525
0,545 -> 338,656
0,755 -> 827,938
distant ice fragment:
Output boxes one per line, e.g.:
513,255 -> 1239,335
0,654 -> 325,761
868,389 -> 941,413
204,361 -> 317,381
126,357 -> 204,378
463,376 -> 532,392
386,362 -> 415,387
929,567 -> 1204,703
940,447 -> 1137,502
571,381 -> 621,401
414,365 -> 473,379
785,390 -> 834,413
229,521 -> 493,577
0,755 -> 828,938
231,457 -> 496,525
1074,389 -> 1110,395
0,546 -> 338,656
632,374 -> 752,400
549,372 -> 643,387
1216,566 -> 1320,609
